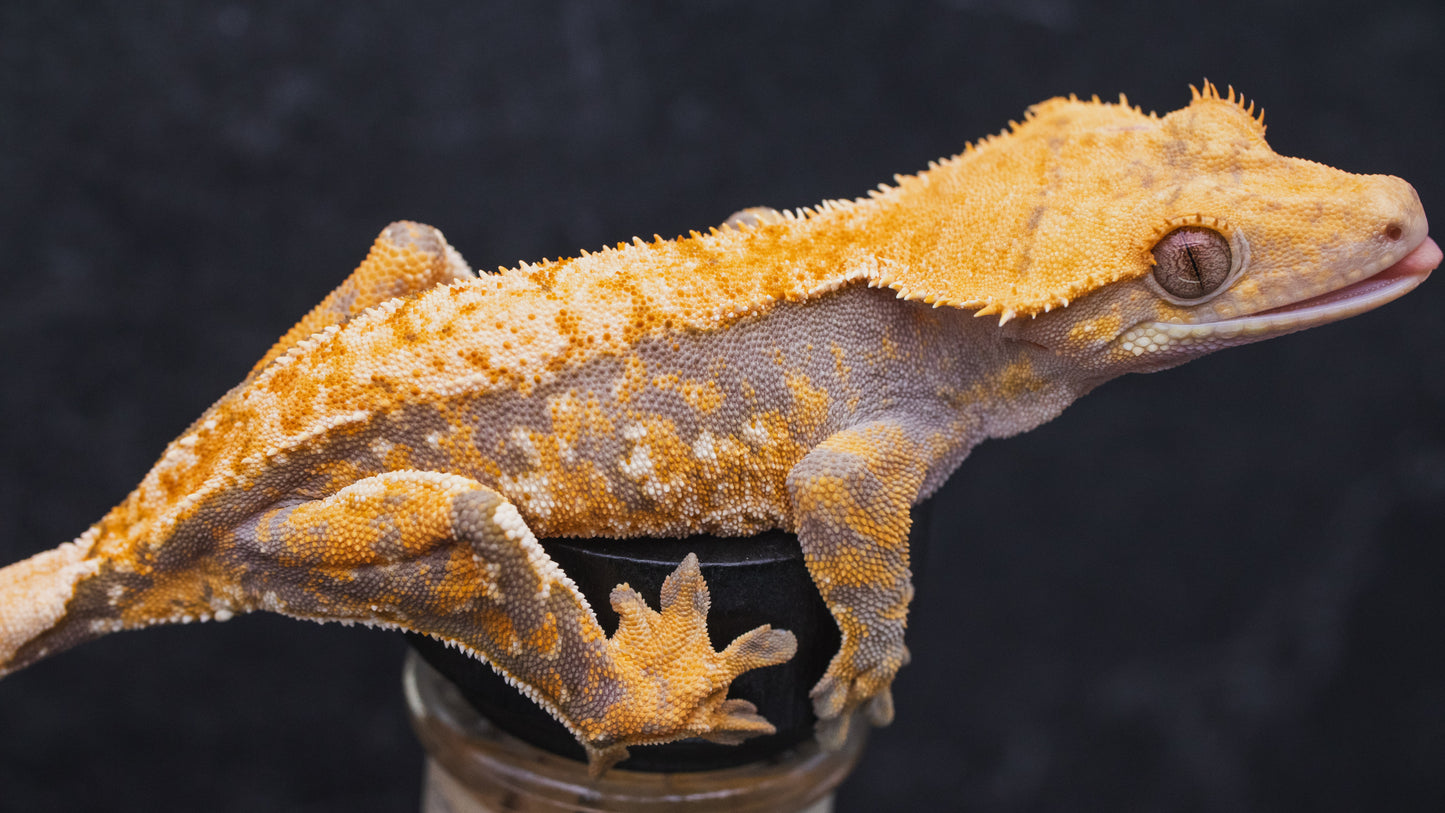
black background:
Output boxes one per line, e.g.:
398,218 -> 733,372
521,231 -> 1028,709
2,1 -> 1443,810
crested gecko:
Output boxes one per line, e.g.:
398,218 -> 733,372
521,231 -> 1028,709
0,84 -> 1436,773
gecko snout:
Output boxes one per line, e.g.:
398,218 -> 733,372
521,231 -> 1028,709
1369,175 -> 1428,250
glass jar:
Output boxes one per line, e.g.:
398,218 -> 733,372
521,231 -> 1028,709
404,650 -> 866,813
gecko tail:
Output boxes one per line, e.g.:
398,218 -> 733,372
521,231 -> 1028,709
0,521 -> 253,678
0,529 -> 116,678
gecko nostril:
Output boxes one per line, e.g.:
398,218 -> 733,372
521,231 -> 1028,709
1385,223 -> 1404,241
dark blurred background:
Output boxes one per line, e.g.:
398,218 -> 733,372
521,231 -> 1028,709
1,1 -> 1442,810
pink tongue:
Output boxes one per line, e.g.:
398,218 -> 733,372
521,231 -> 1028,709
1396,236 -> 1443,276
1263,237 -> 1439,315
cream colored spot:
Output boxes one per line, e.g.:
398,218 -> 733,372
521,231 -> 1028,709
742,417 -> 770,446
556,434 -> 576,464
692,431 -> 717,463
491,502 -> 531,543
509,429 -> 541,466
620,444 -> 654,478
156,444 -> 200,475
502,471 -> 556,520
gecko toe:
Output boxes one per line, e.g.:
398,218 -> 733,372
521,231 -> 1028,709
702,698 -> 776,745
865,686 -> 895,726
721,625 -> 797,675
809,673 -> 849,720
658,552 -> 708,618
814,709 -> 852,751
585,743 -> 631,778
608,584 -> 651,623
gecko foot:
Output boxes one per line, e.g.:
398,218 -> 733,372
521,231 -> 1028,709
587,553 -> 797,774
810,640 -> 911,750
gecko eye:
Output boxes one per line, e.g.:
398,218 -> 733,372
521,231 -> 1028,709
1151,227 -> 1232,300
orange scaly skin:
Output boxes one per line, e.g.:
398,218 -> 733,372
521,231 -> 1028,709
0,84 -> 1436,771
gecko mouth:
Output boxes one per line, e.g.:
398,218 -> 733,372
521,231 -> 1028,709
1118,236 -> 1439,356
1245,236 -> 1440,324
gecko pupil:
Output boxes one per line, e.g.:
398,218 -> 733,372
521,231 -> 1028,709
1151,227 -> 1231,300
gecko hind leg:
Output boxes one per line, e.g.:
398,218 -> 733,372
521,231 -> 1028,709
240,470 -> 796,773
247,221 -> 474,378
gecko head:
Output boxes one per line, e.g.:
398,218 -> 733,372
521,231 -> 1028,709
998,83 -> 1437,376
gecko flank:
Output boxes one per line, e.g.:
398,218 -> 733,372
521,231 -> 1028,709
0,84 -> 1436,772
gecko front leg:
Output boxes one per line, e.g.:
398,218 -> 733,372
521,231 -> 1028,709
788,419 -> 932,748
243,471 -> 796,773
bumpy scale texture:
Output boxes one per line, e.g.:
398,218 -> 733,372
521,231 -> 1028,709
0,84 -> 1436,771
